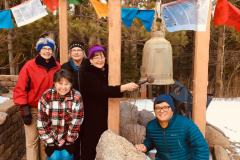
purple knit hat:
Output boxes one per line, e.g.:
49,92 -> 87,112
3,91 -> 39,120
88,45 -> 105,59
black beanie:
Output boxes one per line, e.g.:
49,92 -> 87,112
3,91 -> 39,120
68,41 -> 85,51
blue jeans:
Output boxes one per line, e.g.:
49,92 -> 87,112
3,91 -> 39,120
47,149 -> 73,160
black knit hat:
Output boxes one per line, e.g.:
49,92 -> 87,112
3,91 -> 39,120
68,41 -> 85,51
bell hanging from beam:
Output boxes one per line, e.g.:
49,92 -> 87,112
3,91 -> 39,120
140,30 -> 174,85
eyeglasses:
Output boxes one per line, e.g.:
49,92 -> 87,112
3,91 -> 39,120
92,56 -> 105,61
41,47 -> 52,51
154,106 -> 170,112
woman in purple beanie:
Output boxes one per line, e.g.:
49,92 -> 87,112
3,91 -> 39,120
79,44 -> 139,160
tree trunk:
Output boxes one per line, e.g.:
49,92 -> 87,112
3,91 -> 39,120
5,0 -> 15,75
7,30 -> 14,74
215,27 -> 225,97
130,27 -> 138,81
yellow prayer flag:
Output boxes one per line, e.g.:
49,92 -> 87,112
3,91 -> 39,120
90,0 -> 108,18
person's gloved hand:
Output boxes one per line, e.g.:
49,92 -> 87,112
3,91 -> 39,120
19,105 -> 32,125
45,143 -> 55,157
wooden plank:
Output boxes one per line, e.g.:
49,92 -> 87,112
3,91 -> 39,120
192,1 -> 211,136
140,84 -> 147,98
108,0 -> 121,134
59,0 -> 68,64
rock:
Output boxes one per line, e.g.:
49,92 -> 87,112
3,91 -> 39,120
206,124 -> 230,148
120,102 -> 139,136
138,109 -> 154,127
120,124 -> 145,145
214,145 -> 230,160
0,112 -> 7,125
96,130 -> 147,160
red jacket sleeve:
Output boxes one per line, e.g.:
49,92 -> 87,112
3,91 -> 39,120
13,63 -> 30,106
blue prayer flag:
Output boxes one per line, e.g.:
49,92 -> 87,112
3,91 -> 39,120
121,8 -> 138,27
136,10 -> 155,32
121,8 -> 155,32
0,10 -> 14,29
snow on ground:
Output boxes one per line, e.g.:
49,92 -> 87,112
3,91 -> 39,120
207,98 -> 240,143
207,98 -> 240,155
0,96 -> 10,104
129,99 -> 154,112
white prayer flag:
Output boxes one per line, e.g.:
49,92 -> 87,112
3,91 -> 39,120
11,0 -> 48,27
161,0 -> 210,32
196,0 -> 210,31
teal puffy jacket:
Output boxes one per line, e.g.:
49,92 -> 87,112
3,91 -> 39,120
144,114 -> 209,160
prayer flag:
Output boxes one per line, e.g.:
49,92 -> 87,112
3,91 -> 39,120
135,10 -> 155,32
0,10 -> 14,29
162,0 -> 210,32
121,8 -> 138,27
121,8 -> 155,32
90,0 -> 108,18
11,0 -> 48,27
69,0 -> 83,4
43,0 -> 59,12
214,0 -> 240,31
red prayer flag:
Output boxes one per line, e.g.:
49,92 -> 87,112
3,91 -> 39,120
43,0 -> 59,12
214,0 -> 240,31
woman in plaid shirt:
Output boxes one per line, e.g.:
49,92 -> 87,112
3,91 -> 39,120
37,69 -> 84,160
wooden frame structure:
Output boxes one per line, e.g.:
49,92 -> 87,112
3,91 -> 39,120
192,1 -> 212,134
58,0 -> 212,135
107,0 -> 122,134
59,0 -> 68,64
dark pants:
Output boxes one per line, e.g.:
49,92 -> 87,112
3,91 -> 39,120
80,112 -> 108,160
81,133 -> 99,160
80,125 -> 107,160
73,135 -> 81,160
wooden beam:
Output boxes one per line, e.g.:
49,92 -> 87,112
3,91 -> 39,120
59,0 -> 68,64
108,0 -> 121,134
192,2 -> 211,136
140,84 -> 147,98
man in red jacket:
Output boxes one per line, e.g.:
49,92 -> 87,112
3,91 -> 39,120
13,37 -> 61,160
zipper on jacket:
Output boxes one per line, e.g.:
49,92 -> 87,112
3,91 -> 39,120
163,129 -> 171,159
163,129 -> 167,148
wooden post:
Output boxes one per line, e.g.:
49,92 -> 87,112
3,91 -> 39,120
59,0 -> 68,64
192,2 -> 211,136
108,0 -> 121,134
140,84 -> 147,98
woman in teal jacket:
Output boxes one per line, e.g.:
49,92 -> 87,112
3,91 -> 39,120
135,94 -> 209,160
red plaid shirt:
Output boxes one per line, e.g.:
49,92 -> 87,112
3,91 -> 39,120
37,88 -> 84,146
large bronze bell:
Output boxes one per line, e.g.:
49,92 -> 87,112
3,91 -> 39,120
141,31 -> 174,85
